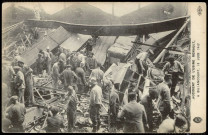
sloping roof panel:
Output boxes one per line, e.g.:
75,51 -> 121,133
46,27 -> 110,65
108,36 -> 137,58
48,26 -> 71,44
92,36 -> 117,65
60,33 -> 90,51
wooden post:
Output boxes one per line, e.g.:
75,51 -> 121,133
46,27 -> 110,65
153,19 -> 190,64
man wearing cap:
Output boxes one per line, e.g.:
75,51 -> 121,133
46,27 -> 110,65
24,66 -> 35,107
36,53 -> 44,75
140,87 -> 159,132
162,56 -> 184,96
75,62 -> 87,94
60,64 -> 78,91
118,92 -> 148,133
109,81 -> 120,132
89,77 -> 103,132
13,66 -> 25,104
156,74 -> 172,120
89,62 -> 104,87
51,60 -> 64,89
46,106 -> 64,133
135,49 -> 154,77
86,52 -> 97,76
59,50 -> 67,65
66,86 -> 78,132
5,96 -> 26,132
42,47 -> 52,75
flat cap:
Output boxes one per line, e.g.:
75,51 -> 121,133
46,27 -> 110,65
10,96 -> 18,101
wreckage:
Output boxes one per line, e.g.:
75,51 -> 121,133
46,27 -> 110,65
2,3 -> 191,133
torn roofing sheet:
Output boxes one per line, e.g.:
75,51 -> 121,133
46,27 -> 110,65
138,30 -> 176,52
48,26 -> 71,44
92,36 -> 117,65
60,33 -> 90,52
22,26 -> 71,66
107,36 -> 137,59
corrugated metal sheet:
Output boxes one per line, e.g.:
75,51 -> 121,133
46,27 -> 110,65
22,26 -> 70,66
48,26 -> 71,44
60,33 -> 90,51
92,36 -> 117,65
108,36 -> 137,59
22,36 -> 58,66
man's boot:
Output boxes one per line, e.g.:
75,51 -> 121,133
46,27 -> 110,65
92,126 -> 97,132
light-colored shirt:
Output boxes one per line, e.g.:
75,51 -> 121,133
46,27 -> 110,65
162,60 -> 184,73
16,70 -> 25,89
51,62 -> 59,78
90,68 -> 104,86
90,85 -> 103,106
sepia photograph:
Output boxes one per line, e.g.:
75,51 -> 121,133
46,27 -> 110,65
1,2 -> 206,133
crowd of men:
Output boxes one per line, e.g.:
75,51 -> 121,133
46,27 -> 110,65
2,37 -> 190,133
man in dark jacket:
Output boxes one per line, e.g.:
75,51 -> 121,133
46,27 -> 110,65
66,86 -> 78,132
75,62 -> 87,94
46,106 -> 64,133
140,87 -> 159,132
60,64 -> 78,91
118,92 -> 148,133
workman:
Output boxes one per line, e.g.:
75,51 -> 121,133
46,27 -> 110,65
13,66 -> 25,104
89,62 -> 104,87
5,96 -> 26,132
85,52 -> 97,76
162,56 -> 184,96
157,114 -> 189,133
24,66 -> 35,107
109,81 -> 120,132
118,92 -> 148,133
51,60 -> 64,89
89,77 -> 103,132
36,53 -> 44,75
46,106 -> 64,133
59,51 -> 67,65
75,62 -> 87,94
60,64 -> 78,91
135,49 -> 154,77
140,87 -> 159,132
156,74 -> 172,120
66,86 -> 78,132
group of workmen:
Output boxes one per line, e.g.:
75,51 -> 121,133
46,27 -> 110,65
2,37 -> 189,133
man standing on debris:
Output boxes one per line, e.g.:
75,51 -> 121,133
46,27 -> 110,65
89,62 -> 104,87
162,56 -> 184,96
157,74 -> 172,120
5,96 -> 26,132
118,92 -> 148,133
36,53 -> 44,75
140,87 -> 159,132
109,81 -> 120,132
51,60 -> 64,89
75,62 -> 87,94
60,64 -> 78,91
89,77 -> 103,132
24,66 -> 35,107
86,52 -> 97,76
13,66 -> 25,104
46,106 -> 65,133
66,86 -> 78,132
135,49 -> 154,77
